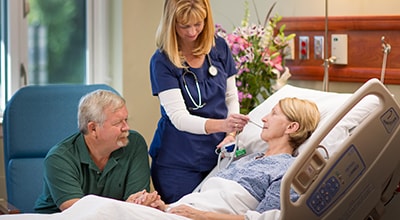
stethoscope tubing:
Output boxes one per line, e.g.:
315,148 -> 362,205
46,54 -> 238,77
182,54 -> 216,110
182,70 -> 204,110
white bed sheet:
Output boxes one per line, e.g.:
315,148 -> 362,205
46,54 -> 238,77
0,177 -> 279,220
0,195 -> 189,220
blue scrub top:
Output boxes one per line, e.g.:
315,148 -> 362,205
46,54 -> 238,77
149,36 -> 237,171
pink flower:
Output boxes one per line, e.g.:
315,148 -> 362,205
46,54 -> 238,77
270,56 -> 284,71
214,9 -> 294,114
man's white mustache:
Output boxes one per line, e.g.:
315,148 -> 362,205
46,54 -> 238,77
120,132 -> 129,138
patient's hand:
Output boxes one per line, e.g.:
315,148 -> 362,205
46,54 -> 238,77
169,204 -> 245,220
126,190 -> 159,206
168,205 -> 206,220
149,197 -> 167,212
126,190 -> 167,211
216,135 -> 236,150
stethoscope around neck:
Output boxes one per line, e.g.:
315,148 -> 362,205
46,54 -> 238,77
182,54 -> 217,110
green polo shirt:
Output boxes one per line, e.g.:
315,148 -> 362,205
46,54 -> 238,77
34,130 -> 150,214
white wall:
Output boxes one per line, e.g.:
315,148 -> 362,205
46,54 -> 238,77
122,1 -> 162,145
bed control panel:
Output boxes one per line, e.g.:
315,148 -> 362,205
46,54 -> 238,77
293,149 -> 326,194
306,145 -> 366,216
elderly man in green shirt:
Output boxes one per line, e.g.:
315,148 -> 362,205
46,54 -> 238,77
34,89 -> 151,214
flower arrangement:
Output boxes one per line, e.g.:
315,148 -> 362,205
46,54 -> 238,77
216,1 -> 295,114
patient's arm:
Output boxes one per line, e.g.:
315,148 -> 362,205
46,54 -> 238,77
59,198 -> 80,211
169,204 -> 245,220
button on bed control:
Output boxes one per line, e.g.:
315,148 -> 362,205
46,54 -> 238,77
306,145 -> 366,216
309,176 -> 340,214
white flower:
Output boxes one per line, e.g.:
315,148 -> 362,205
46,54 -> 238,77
272,67 -> 291,91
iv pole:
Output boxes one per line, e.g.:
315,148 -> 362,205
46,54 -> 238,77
380,36 -> 391,84
322,0 -> 335,92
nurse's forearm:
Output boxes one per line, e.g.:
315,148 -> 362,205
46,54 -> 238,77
204,118 -> 226,134
225,75 -> 240,115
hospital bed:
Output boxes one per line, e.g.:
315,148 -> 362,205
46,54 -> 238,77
198,77 -> 400,220
1,78 -> 399,220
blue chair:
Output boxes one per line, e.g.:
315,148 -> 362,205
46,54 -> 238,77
2,84 -> 118,213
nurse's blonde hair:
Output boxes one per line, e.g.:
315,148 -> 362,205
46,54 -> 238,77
155,0 -> 215,68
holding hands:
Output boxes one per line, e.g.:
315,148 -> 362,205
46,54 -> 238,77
126,190 -> 166,211
126,191 -> 218,219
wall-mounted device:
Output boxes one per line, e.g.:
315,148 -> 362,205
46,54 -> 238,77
299,36 -> 309,60
331,34 -> 348,65
314,36 -> 324,60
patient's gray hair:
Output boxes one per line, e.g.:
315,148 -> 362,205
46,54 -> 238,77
78,89 -> 125,134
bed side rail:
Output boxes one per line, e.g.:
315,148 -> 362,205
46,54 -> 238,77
280,78 -> 400,220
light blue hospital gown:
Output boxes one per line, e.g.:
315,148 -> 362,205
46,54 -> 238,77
216,152 -> 299,213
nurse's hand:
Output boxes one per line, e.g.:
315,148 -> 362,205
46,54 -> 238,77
225,113 -> 249,133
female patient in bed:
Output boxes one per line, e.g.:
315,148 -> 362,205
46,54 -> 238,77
130,97 -> 320,219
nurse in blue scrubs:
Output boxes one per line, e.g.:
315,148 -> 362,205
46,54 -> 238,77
149,0 -> 249,203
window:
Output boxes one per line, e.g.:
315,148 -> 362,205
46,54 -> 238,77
0,0 -> 116,116
27,0 -> 87,85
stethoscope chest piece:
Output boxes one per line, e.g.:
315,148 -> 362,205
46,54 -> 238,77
209,65 -> 218,76
206,54 -> 218,76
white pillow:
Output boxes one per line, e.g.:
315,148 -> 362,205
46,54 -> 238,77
237,84 -> 379,156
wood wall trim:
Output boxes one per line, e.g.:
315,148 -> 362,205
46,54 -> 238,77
280,16 -> 400,84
